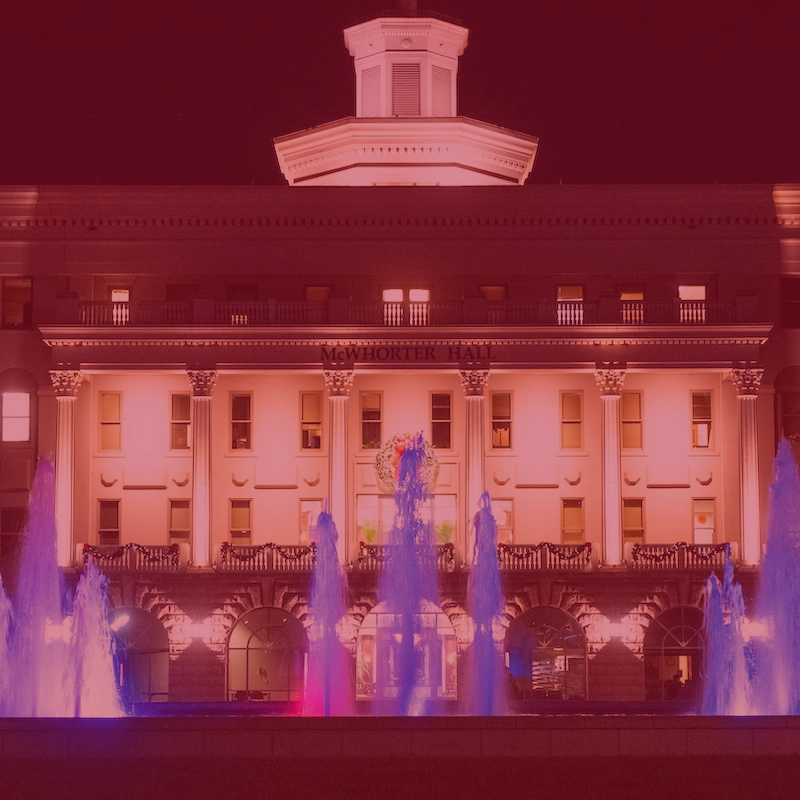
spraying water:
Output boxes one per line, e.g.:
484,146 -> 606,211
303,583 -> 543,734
1,460 -> 123,717
466,493 -> 507,716
378,434 -> 439,716
0,576 -> 12,711
305,511 -> 353,716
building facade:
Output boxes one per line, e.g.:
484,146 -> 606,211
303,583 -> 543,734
1,8 -> 799,707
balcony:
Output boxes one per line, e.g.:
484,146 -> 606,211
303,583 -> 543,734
497,542 -> 595,571
354,542 -> 456,572
216,542 -> 316,572
63,296 -> 755,328
624,541 -> 735,570
78,542 -> 189,571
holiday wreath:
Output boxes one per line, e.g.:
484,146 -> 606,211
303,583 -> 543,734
374,432 -> 439,493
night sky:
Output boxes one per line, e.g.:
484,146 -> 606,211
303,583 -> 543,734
1,0 -> 798,186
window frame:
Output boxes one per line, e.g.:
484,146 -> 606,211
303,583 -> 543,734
560,391 -> 583,451
168,499 -> 191,546
1,391 -> 32,443
229,499 -> 252,545
230,392 -> 252,451
430,391 -> 452,450
692,498 -> 716,544
561,498 -> 585,545
170,393 -> 191,451
691,391 -> 712,449
98,499 -> 121,546
622,498 -> 645,545
300,391 -> 323,451
360,391 -> 382,450
1,276 -> 33,330
621,391 -> 643,450
490,391 -> 512,449
98,392 -> 122,452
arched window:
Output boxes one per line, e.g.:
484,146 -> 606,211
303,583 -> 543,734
109,607 -> 170,705
227,607 -> 307,702
356,599 -> 458,702
643,606 -> 704,701
504,606 -> 587,700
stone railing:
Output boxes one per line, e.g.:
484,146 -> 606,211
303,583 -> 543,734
625,541 -> 735,570
78,542 -> 189,571
216,542 -> 316,572
497,542 -> 595,571
354,542 -> 456,572
64,297 -> 751,327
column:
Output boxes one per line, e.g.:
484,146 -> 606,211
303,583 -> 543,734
732,366 -> 764,565
50,369 -> 84,567
323,368 -> 354,563
595,365 -> 626,566
188,369 -> 217,568
459,367 -> 490,564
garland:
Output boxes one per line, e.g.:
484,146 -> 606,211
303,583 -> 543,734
497,542 -> 592,564
631,542 -> 729,564
374,433 -> 439,493
82,542 -> 181,567
357,541 -> 455,566
220,541 -> 315,566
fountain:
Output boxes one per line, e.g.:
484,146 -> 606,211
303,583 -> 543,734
702,438 -> 800,715
378,433 -> 440,715
0,460 -> 123,718
466,492 -> 507,716
305,510 -> 354,716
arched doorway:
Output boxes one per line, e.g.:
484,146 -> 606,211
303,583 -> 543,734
643,606 -> 704,701
109,607 -> 170,704
227,607 -> 307,701
505,606 -> 587,700
355,600 -> 458,703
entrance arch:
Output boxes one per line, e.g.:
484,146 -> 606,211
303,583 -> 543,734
109,607 -> 170,704
505,606 -> 587,700
226,607 -> 307,701
643,606 -> 704,701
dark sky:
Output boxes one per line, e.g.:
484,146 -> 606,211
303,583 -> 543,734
1,0 -> 798,185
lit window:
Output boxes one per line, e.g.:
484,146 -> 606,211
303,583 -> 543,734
561,499 -> 584,544
2,277 -> 32,329
110,288 -> 129,303
99,393 -> 121,451
361,393 -> 382,449
99,500 -> 120,545
491,393 -> 511,448
230,500 -> 251,544
620,288 -> 645,324
692,392 -> 712,448
301,392 -> 322,450
231,394 -> 251,450
1,392 -> 31,442
171,394 -> 191,450
692,499 -> 716,544
622,499 -> 644,544
557,286 -> 583,325
408,289 -> 430,302
169,500 -> 190,545
431,393 -> 452,449
110,288 -> 130,325
300,499 -> 323,544
679,285 -> 707,323
408,289 -> 430,325
383,289 -> 403,325
382,288 -> 403,303
561,392 -> 582,449
621,392 -> 643,449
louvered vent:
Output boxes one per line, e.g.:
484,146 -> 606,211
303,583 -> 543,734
431,65 -> 452,116
391,63 -> 421,116
360,65 -> 381,117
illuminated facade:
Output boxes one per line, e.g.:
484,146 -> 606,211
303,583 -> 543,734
1,8 -> 799,706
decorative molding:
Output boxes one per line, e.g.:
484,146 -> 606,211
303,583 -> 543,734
323,368 -> 355,397
594,364 -> 626,395
646,483 -> 691,489
515,483 -> 559,490
732,366 -> 765,396
254,484 -> 299,490
122,484 -> 167,490
459,367 -> 490,396
187,369 -> 217,397
49,369 -> 84,397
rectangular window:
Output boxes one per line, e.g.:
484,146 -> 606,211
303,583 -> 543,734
230,499 -> 251,544
300,499 -> 323,545
2,277 -> 32,329
622,499 -> 644,544
561,499 -> 584,544
231,394 -> 252,450
431,393 -> 452,449
169,499 -> 191,545
620,288 -> 645,324
301,392 -> 322,450
557,285 -> 583,325
171,394 -> 191,450
1,392 -> 31,442
491,393 -> 511,448
361,392 -> 382,449
492,498 -> 514,544
693,499 -> 716,544
99,393 -> 121,451
679,285 -> 707,323
382,288 -> 403,325
561,391 -> 583,449
98,500 -> 120,546
408,288 -> 430,325
692,392 -> 712,448
621,392 -> 643,449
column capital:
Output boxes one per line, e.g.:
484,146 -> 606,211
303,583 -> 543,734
49,369 -> 84,397
187,369 -> 218,397
732,366 -> 764,396
594,364 -> 626,396
323,368 -> 355,397
459,368 -> 490,397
